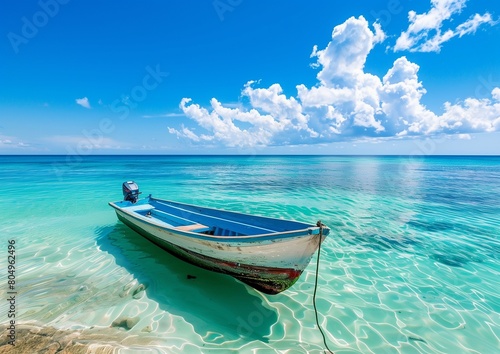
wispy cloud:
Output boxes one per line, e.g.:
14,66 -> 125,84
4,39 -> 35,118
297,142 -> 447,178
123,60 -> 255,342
0,134 -> 30,148
394,0 -> 497,52
76,97 -> 91,109
46,135 -> 122,149
168,15 -> 500,148
142,113 -> 185,118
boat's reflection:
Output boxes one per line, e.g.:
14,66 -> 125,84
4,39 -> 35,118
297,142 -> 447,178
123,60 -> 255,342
96,223 -> 278,342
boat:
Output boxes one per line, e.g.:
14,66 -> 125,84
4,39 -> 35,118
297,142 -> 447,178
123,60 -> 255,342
108,181 -> 330,295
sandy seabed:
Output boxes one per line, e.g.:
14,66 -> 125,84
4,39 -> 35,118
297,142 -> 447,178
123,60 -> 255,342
0,323 -> 163,353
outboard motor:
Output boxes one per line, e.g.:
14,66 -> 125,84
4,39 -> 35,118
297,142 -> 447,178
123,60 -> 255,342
122,180 -> 140,203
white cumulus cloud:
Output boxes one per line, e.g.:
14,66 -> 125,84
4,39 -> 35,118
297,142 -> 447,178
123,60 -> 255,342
173,83 -> 317,147
310,17 -> 385,87
440,93 -> 500,133
76,97 -> 91,109
298,16 -> 386,135
491,87 -> 500,101
380,57 -> 438,135
169,15 -> 500,148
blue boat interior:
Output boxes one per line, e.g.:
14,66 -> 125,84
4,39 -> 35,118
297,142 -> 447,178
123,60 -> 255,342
116,197 -> 313,237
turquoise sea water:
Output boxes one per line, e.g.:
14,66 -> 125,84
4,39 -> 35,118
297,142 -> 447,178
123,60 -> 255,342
0,155 -> 499,353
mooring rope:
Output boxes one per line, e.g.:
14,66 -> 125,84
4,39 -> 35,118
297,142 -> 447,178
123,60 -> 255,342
313,221 -> 334,354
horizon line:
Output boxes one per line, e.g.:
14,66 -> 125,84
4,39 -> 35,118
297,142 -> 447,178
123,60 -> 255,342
1,154 -> 499,157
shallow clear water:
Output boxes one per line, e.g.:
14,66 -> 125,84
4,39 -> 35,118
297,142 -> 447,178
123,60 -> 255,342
0,155 -> 499,353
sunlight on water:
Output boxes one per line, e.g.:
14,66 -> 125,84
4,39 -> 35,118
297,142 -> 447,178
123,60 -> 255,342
0,155 -> 499,353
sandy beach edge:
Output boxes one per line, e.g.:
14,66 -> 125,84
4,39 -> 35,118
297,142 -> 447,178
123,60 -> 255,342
0,322 -> 162,353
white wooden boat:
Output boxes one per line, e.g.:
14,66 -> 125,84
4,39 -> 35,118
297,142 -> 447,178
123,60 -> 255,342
109,181 -> 330,294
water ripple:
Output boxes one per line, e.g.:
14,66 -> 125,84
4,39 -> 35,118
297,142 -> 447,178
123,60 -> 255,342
0,155 -> 499,353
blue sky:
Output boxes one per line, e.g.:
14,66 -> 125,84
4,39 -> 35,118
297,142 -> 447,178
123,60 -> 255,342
1,0 -> 499,155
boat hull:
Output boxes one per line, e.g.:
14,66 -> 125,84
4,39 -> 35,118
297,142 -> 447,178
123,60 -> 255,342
113,207 -> 327,294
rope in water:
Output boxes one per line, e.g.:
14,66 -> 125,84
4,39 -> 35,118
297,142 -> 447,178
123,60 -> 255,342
313,221 -> 334,354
